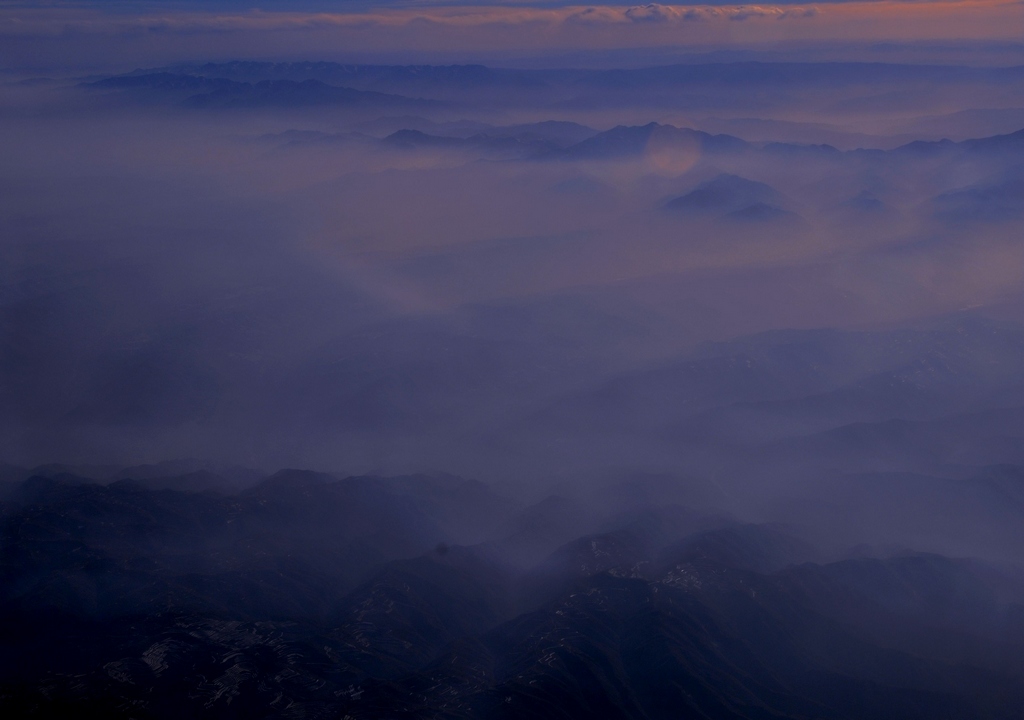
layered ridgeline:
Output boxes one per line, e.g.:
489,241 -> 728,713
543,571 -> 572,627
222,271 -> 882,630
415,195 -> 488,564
5,58 -> 1024,718
8,62 -> 1024,479
1,467 -> 1023,719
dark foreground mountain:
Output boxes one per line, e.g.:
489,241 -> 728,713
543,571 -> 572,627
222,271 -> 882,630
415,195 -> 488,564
1,472 -> 1022,719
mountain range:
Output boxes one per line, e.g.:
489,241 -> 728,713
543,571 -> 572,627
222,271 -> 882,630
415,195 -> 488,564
2,469 -> 1023,719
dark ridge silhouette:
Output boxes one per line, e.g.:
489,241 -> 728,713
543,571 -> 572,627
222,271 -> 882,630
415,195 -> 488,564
3,473 -> 1021,718
88,73 -> 431,109
560,122 -> 750,160
664,174 -> 784,214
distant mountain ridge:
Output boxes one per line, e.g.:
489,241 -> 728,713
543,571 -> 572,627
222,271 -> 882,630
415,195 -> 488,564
85,67 -> 1024,160
87,73 -> 432,109
153,60 -> 1024,91
558,121 -> 749,159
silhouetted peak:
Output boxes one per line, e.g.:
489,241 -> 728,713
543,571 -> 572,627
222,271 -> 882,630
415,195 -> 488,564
664,173 -> 783,214
251,468 -> 338,492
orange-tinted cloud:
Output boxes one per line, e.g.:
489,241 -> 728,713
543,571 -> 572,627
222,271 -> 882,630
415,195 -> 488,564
1,2 -> 1022,69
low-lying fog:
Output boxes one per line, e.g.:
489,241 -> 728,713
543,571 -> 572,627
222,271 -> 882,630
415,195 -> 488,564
3,61 -> 1024,563
3,50 -> 1024,719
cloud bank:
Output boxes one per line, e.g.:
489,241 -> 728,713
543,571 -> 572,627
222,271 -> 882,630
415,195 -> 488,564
1,1 -> 1022,70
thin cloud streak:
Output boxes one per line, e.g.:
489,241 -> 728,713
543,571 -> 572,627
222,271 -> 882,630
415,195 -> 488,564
1,2 -> 1022,70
